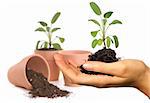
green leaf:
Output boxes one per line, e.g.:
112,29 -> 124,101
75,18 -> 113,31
52,43 -> 62,50
35,27 -> 46,32
46,27 -> 50,32
104,11 -> 113,18
40,41 -> 48,48
51,28 -> 61,33
113,35 -> 119,48
88,19 -> 101,26
91,30 -> 100,37
97,39 -> 103,46
106,37 -> 111,48
51,12 -> 61,24
92,39 -> 98,48
36,40 -> 41,50
59,37 -> 65,43
38,21 -> 47,27
90,2 -> 101,15
109,20 -> 122,25
44,41 -> 48,48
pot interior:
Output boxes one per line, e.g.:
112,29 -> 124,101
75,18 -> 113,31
26,56 -> 49,79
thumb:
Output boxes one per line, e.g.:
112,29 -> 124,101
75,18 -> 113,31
82,61 -> 125,76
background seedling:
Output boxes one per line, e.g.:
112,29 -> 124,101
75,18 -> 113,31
35,12 -> 65,50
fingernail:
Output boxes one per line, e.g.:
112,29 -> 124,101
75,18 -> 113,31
82,63 -> 90,68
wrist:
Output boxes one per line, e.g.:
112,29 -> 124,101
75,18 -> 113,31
134,66 -> 150,97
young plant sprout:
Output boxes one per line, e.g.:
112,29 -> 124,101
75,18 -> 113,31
80,1 -> 123,74
35,12 -> 65,50
89,2 -> 122,49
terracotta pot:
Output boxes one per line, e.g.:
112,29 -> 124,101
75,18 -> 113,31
34,50 -> 59,81
8,54 -> 50,90
58,50 -> 91,86
59,50 -> 91,67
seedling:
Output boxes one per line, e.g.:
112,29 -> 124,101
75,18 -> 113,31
89,2 -> 122,49
35,12 -> 65,50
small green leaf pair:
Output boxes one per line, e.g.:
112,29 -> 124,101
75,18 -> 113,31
35,12 -> 65,50
92,39 -> 103,48
105,35 -> 119,48
92,35 -> 119,48
89,1 -> 122,49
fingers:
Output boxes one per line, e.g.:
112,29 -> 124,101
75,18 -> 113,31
80,75 -> 125,87
67,59 -> 81,72
82,61 -> 126,77
54,53 -> 91,84
54,53 -> 126,87
63,74 -> 81,87
54,53 -> 79,79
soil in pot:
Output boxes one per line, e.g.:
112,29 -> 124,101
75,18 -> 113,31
26,69 -> 70,98
37,48 -> 58,51
80,48 -> 119,75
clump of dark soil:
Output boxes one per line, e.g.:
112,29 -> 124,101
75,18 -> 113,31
88,48 -> 118,62
26,69 -> 70,98
80,48 -> 119,75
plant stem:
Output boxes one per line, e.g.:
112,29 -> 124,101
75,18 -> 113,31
102,21 -> 106,48
48,33 -> 52,48
99,16 -> 103,31
105,25 -> 110,33
48,24 -> 52,49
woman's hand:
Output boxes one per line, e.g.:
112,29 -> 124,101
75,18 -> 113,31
82,59 -> 150,97
54,53 -> 150,97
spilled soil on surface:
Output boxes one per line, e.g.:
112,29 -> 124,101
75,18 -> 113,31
26,69 -> 70,98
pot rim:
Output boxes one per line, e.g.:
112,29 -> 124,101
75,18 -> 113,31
58,50 -> 91,55
25,54 -> 50,87
34,49 -> 59,52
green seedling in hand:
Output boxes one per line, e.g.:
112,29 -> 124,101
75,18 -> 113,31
35,12 -> 65,50
89,2 -> 122,49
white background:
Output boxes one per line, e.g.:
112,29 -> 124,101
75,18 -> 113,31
0,0 -> 150,102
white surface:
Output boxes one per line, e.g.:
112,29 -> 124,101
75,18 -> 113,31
0,0 -> 150,102
1,77 -> 150,103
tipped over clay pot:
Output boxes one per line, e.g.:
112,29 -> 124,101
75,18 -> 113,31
8,54 -> 50,90
34,50 -> 59,81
